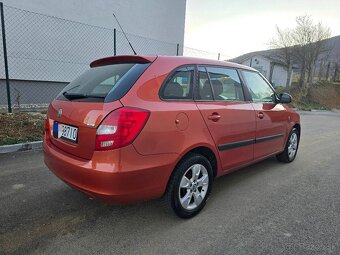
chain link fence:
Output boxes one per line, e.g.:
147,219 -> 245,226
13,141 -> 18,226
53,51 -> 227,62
183,47 -> 231,61
0,3 -> 232,112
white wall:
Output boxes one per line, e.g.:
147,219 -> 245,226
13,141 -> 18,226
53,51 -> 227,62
272,65 -> 288,87
241,55 -> 271,79
0,0 -> 186,82
1,0 -> 186,44
241,55 -> 289,87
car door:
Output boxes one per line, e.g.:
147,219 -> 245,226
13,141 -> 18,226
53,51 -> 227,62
240,70 -> 288,159
195,66 -> 256,172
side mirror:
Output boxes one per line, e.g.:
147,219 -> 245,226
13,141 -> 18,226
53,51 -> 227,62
278,93 -> 292,104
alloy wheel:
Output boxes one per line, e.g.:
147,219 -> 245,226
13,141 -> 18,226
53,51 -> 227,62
178,164 -> 209,210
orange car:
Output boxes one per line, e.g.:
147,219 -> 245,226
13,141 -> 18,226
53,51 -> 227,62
44,55 -> 300,218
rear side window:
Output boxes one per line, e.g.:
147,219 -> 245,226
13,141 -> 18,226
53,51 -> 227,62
199,66 -> 244,101
241,70 -> 276,103
161,66 -> 194,100
57,63 -> 150,102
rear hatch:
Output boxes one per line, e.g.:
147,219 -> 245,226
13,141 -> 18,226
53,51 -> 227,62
48,100 -> 123,159
47,56 -> 154,159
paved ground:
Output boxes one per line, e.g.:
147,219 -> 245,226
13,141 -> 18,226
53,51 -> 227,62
1,111 -> 340,255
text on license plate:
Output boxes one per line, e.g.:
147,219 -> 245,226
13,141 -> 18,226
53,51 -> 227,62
54,122 -> 78,142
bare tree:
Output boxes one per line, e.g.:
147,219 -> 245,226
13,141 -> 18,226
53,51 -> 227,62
317,50 -> 332,81
292,16 -> 331,86
270,26 -> 295,87
332,54 -> 340,82
270,15 -> 331,88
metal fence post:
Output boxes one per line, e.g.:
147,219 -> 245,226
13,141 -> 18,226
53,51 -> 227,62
0,2 -> 12,113
114,28 -> 116,56
176,43 -> 179,56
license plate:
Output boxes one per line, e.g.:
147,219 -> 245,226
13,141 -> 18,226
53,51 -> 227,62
53,121 -> 78,142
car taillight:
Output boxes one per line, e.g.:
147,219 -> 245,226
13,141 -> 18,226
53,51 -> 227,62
95,107 -> 150,151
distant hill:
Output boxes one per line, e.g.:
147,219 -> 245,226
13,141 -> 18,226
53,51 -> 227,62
323,35 -> 340,61
230,35 -> 340,65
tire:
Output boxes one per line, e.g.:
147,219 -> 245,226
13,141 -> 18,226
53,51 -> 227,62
276,127 -> 300,163
163,153 -> 213,218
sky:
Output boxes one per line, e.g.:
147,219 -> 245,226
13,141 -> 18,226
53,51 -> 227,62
184,0 -> 340,59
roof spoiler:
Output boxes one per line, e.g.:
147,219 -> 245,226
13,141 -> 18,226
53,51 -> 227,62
90,55 -> 157,68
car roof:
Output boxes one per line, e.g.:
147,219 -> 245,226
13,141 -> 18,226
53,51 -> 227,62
155,55 -> 257,71
90,55 -> 257,72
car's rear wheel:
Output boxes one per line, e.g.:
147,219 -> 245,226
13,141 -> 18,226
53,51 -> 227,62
276,127 -> 300,163
164,153 -> 213,218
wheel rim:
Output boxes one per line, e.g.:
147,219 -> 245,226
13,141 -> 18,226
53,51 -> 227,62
288,132 -> 298,160
178,164 -> 209,210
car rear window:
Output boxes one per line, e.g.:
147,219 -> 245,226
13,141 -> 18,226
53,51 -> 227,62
57,63 -> 150,102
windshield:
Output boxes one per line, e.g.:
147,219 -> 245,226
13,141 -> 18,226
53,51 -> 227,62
57,63 -> 150,102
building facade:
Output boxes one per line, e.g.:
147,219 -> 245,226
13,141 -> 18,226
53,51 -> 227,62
231,53 -> 292,87
1,0 -> 186,47
0,0 -> 187,108
241,55 -> 291,87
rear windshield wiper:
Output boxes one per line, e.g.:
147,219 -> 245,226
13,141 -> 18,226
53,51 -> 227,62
62,92 -> 105,100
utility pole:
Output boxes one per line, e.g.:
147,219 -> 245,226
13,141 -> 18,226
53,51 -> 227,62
0,2 -> 12,113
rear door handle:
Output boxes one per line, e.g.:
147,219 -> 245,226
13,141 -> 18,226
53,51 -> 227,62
208,113 -> 221,122
257,112 -> 264,119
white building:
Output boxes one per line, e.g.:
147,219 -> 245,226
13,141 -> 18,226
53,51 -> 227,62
0,0 -> 187,107
1,0 -> 186,49
231,52 -> 293,87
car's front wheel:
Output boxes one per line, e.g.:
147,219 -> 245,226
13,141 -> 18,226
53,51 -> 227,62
164,153 -> 213,218
277,127 -> 300,163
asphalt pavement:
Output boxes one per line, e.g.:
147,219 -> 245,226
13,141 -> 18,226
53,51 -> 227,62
1,111 -> 340,255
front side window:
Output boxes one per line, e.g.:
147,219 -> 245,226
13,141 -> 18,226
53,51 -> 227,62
161,66 -> 194,100
241,70 -> 276,103
205,67 -> 245,101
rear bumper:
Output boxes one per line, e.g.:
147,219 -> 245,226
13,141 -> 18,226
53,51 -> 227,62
43,137 -> 177,204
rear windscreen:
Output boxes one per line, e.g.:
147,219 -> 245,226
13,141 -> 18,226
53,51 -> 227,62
57,63 -> 150,102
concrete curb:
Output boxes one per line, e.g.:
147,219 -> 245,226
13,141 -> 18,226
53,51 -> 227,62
0,141 -> 42,154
